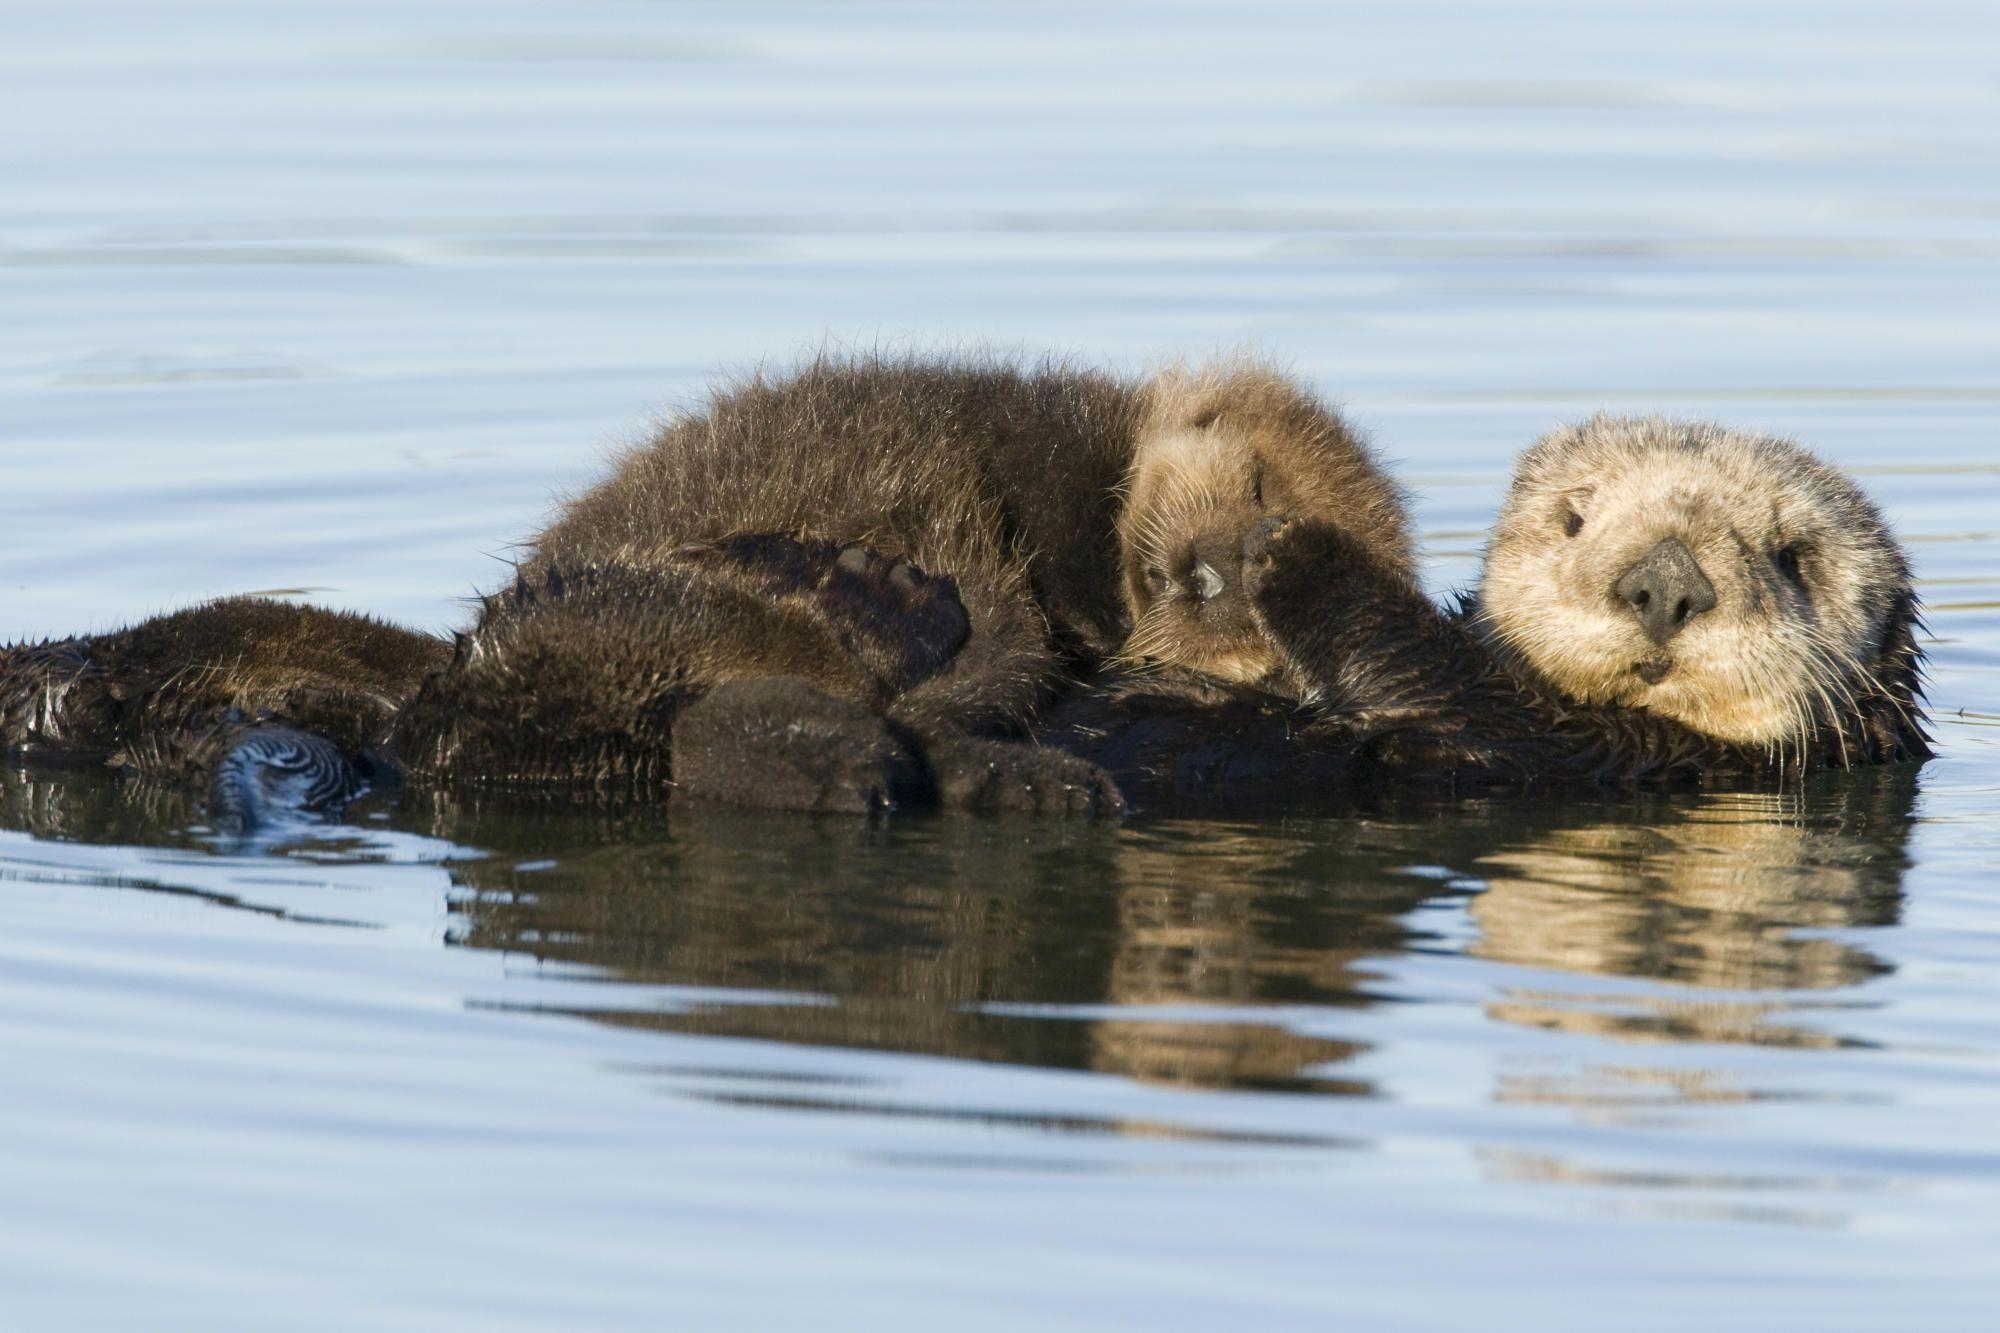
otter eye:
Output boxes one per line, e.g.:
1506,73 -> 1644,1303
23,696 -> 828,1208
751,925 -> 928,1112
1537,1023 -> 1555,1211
1143,567 -> 1171,596
1563,510 -> 1584,538
1774,545 -> 1804,585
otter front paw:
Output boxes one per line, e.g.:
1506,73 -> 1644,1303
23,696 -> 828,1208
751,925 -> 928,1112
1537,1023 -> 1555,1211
1242,516 -> 1404,615
670,676 -> 925,814
822,544 -> 970,690
922,733 -> 1127,819
1241,514 -> 1327,599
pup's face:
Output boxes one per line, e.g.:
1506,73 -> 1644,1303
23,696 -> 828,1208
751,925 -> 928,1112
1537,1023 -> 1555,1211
1117,365 -> 1413,686
1477,416 -> 1910,748
1119,424 -> 1288,683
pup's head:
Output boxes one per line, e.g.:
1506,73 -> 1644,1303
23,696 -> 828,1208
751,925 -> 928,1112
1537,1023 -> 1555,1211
1117,362 -> 1414,685
1477,415 -> 1922,755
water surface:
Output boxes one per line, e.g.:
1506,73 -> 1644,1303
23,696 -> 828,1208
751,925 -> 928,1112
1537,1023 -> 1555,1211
4,2 -> 1999,1329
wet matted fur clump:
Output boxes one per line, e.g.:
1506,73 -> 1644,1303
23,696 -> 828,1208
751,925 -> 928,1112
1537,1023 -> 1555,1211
0,598 -> 448,819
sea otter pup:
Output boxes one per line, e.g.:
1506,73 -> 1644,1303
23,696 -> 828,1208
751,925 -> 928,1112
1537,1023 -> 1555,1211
1049,415 -> 1929,809
395,355 -> 1411,813
1115,364 -> 1413,687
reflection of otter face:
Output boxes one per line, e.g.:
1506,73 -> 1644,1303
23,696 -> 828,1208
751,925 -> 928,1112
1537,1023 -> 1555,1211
1472,795 -> 1902,997
1478,416 -> 1916,749
1116,364 -> 1414,686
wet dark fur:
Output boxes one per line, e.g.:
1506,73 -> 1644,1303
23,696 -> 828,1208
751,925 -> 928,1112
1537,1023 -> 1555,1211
0,598 -> 447,819
1044,519 -> 1929,813
5,356 -> 1410,821
388,535 -> 1095,813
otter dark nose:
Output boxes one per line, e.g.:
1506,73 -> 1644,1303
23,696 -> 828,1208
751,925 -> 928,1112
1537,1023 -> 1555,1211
1614,537 -> 1718,645
1191,560 -> 1226,602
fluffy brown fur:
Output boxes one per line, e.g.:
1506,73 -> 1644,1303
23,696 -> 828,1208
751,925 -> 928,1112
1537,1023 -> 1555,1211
397,353 -> 1408,813
1116,363 -> 1414,686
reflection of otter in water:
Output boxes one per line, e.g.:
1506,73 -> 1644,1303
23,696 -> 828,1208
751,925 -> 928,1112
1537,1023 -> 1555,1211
1469,769 -> 1917,1051
0,764 -> 1918,1094
421,800 -> 1457,1094
1055,416 -> 1930,809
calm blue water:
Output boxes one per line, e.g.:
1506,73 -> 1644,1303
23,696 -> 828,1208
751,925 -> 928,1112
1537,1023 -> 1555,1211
3,3 -> 1998,1329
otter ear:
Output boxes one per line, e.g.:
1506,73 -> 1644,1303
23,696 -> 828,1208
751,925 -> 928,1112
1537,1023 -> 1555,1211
1188,408 -> 1222,431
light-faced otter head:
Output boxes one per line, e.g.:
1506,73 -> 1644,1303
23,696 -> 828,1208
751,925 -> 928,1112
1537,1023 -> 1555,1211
1116,362 -> 1416,686
1477,415 -> 1922,754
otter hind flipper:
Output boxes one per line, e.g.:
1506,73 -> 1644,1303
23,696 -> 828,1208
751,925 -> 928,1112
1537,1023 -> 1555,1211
669,676 -> 929,814
918,731 -> 1126,819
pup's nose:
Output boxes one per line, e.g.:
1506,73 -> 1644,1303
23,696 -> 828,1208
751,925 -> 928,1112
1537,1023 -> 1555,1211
1614,537 -> 1718,645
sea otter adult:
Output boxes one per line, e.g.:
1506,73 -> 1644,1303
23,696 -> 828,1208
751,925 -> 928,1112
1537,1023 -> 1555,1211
1047,415 -> 1929,809
392,354 -> 1412,814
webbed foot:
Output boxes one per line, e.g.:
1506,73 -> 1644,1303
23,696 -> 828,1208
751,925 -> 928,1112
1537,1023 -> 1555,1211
209,725 -> 373,831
